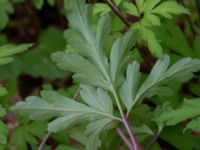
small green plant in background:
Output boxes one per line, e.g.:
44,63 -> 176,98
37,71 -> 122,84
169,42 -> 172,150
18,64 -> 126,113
93,0 -> 189,57
10,0 -> 200,150
0,0 -> 199,149
0,44 -> 31,148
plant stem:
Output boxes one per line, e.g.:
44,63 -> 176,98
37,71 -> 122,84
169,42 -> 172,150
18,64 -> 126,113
121,113 -> 138,150
111,86 -> 138,150
116,127 -> 132,149
38,132 -> 52,150
105,0 -> 131,27
144,127 -> 163,150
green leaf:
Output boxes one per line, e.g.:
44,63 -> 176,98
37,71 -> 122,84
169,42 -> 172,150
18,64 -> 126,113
141,27 -> 163,57
157,98 -> 200,132
0,107 -> 6,117
47,0 -> 56,6
0,28 -> 67,79
128,55 -> 200,112
64,0 -> 111,84
51,52 -> 110,90
141,14 -> 161,26
93,3 -> 110,15
152,1 -> 189,18
11,90 -> 118,133
135,0 -> 144,13
160,126 -> 200,150
96,15 -> 111,53
80,84 -> 113,115
123,2 -> 139,16
25,121 -> 47,137
0,121 -> 8,145
85,118 -> 115,150
189,83 -> 200,97
0,11 -> 9,31
152,23 -> 193,57
21,28 -> 67,78
34,0 -> 44,9
143,0 -> 161,13
186,117 -> 200,132
0,44 -> 32,65
11,87 -> 118,150
0,1 -> 14,30
120,62 -> 141,111
10,127 -> 27,150
110,29 -> 138,86
0,87 -> 7,96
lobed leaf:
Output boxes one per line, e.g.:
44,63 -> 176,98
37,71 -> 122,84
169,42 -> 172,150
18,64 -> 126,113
85,118 -> 115,150
11,88 -> 118,134
157,99 -> 200,132
120,62 -> 141,111
110,29 -> 138,86
0,44 -> 32,65
80,84 -> 113,115
152,1 -> 189,18
51,52 -> 111,90
127,55 -> 200,113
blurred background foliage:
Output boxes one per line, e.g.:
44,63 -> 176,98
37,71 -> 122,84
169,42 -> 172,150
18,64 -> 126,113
0,0 -> 200,150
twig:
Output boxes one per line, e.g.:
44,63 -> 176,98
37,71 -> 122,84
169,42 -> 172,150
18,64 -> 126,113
38,88 -> 80,150
38,132 -> 52,150
72,87 -> 80,100
144,128 -> 162,150
105,0 -> 131,27
116,127 -> 132,150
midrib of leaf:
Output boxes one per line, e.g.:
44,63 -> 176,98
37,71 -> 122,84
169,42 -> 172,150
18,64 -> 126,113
73,3 -> 111,83
13,105 -> 121,121
77,12 -> 126,125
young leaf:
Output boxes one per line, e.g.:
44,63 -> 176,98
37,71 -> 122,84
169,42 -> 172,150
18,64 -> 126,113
0,44 -> 32,65
34,0 -> 44,9
157,98 -> 200,132
120,62 -> 141,111
110,29 -> 138,86
152,1 -> 189,18
141,27 -> 163,57
93,3 -> 110,15
135,0 -> 144,13
123,2 -> 139,16
0,0 -> 14,30
0,86 -> 7,96
143,0 -> 161,13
